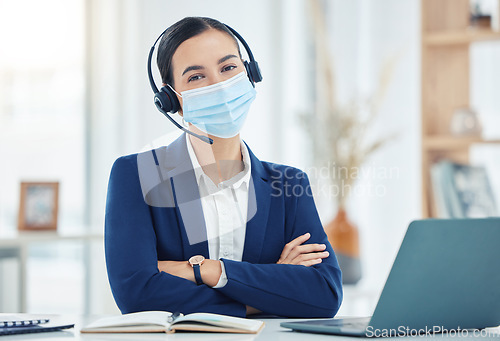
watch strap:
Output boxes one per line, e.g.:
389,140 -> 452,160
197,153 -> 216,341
193,264 -> 203,285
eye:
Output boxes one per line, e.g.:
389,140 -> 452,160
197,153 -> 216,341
222,64 -> 237,72
188,74 -> 204,83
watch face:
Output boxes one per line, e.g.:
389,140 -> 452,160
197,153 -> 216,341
189,255 -> 205,266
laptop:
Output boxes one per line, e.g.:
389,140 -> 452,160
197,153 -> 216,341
281,218 -> 500,337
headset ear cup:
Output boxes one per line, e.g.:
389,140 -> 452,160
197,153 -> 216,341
247,60 -> 263,83
244,61 -> 254,86
244,60 -> 263,86
154,91 -> 171,113
158,86 -> 180,113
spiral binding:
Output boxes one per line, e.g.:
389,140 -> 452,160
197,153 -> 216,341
1,319 -> 49,328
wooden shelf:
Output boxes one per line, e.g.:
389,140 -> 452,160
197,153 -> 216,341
423,136 -> 500,150
424,29 -> 500,45
421,0 -> 500,218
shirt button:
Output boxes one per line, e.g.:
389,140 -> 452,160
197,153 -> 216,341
223,251 -> 229,257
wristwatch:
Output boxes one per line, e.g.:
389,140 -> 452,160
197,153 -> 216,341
188,255 -> 205,286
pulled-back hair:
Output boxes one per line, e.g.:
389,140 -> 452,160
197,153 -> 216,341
157,17 -> 241,86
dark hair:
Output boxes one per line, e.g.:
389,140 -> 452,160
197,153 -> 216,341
157,17 -> 241,86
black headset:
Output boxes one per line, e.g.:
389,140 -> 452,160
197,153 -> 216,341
147,23 -> 263,144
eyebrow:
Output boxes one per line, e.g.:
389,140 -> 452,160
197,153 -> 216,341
181,54 -> 238,76
182,65 -> 204,76
218,54 -> 238,64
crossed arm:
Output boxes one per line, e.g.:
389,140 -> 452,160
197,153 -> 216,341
158,233 -> 330,315
106,157 -> 342,317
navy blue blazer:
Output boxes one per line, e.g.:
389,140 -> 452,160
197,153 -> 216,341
105,133 -> 342,318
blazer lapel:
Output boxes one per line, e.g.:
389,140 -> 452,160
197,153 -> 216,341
242,143 -> 271,263
159,133 -> 209,259
172,172 -> 210,259
156,135 -> 272,262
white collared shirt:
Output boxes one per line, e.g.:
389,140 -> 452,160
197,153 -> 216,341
185,133 -> 251,287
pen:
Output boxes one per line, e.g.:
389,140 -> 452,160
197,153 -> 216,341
168,312 -> 181,323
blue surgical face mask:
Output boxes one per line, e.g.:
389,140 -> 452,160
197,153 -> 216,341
169,72 -> 256,138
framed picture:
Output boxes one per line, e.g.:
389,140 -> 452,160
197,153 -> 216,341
18,182 -> 59,231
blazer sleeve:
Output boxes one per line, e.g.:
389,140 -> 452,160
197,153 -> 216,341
105,156 -> 246,316
215,173 -> 343,318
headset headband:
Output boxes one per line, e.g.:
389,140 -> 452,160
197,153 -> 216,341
147,27 -> 169,95
148,23 -> 261,94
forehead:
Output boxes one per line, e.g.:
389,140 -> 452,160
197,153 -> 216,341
171,29 -> 240,70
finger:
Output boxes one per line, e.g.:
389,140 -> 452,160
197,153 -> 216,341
278,233 -> 311,262
280,242 -> 324,264
299,258 -> 323,267
283,233 -> 311,256
291,251 -> 329,265
296,243 -> 327,254
284,243 -> 326,264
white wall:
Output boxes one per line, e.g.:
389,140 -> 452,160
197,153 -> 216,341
470,40 -> 500,212
326,0 -> 421,315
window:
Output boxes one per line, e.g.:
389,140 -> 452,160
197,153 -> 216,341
0,0 -> 85,231
0,0 -> 87,313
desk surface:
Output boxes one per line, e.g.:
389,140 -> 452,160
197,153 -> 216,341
1,315 -> 500,340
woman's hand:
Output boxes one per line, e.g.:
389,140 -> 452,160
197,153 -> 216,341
157,259 -> 222,287
277,233 -> 329,266
246,305 -> 261,316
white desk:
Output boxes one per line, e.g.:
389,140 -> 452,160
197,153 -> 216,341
1,315 -> 499,340
0,232 -> 103,312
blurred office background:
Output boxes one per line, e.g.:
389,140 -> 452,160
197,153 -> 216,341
1,0 -> 499,316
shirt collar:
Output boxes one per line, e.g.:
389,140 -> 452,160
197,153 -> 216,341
185,133 -> 251,192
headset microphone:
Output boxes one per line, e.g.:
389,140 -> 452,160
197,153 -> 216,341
147,23 -> 262,144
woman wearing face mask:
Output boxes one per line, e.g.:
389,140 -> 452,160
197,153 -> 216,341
105,17 -> 342,318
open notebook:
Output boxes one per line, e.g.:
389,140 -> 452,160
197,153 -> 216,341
81,311 -> 264,334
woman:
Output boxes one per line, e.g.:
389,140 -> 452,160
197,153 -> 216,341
105,16 -> 342,318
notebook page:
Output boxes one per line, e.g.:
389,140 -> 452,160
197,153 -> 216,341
83,311 -> 172,330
